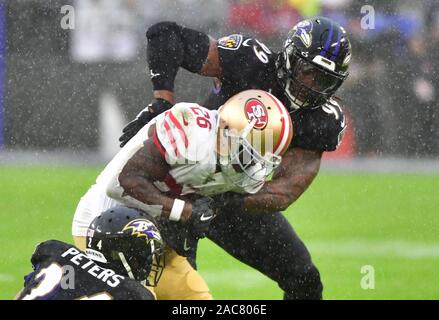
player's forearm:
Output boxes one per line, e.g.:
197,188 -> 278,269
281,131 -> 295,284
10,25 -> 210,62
117,175 -> 192,221
243,181 -> 303,213
146,22 -> 210,93
243,150 -> 322,213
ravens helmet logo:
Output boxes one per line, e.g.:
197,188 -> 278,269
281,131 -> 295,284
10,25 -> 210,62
123,219 -> 162,242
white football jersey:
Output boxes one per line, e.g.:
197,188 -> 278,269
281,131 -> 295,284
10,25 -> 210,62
99,103 -> 262,199
72,102 -> 265,236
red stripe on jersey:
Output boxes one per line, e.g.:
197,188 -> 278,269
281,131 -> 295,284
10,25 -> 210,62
167,111 -> 189,148
163,174 -> 183,197
163,118 -> 180,157
153,128 -> 166,158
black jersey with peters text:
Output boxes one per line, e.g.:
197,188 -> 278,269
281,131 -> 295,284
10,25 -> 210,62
16,240 -> 154,300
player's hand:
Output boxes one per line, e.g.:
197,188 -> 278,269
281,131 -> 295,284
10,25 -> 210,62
211,192 -> 245,215
187,197 -> 215,239
119,98 -> 173,147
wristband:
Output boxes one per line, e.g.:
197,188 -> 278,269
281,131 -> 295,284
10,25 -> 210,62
169,199 -> 185,221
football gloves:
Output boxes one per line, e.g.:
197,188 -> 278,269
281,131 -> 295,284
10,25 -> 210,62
119,98 -> 173,147
187,197 -> 215,239
186,194 -> 245,239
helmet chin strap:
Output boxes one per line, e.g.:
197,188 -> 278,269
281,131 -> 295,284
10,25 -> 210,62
118,252 -> 135,280
284,80 -> 306,110
276,52 -> 306,111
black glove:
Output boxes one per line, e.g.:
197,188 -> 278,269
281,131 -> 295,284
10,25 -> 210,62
187,197 -> 215,239
119,98 -> 173,147
211,192 -> 245,215
156,218 -> 198,257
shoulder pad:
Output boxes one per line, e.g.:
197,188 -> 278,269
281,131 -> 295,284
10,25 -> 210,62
218,34 -> 244,50
154,103 -> 216,165
217,35 -> 275,84
30,240 -> 72,267
291,99 -> 346,152
322,99 -> 345,125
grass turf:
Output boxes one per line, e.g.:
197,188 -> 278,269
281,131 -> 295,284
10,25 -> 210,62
0,166 -> 438,299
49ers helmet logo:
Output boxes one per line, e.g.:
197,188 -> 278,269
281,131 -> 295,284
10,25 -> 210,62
244,98 -> 268,130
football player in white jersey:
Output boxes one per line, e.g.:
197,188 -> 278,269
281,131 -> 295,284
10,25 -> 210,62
72,89 -> 293,299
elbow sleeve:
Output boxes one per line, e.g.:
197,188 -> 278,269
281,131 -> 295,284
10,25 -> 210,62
146,21 -> 210,91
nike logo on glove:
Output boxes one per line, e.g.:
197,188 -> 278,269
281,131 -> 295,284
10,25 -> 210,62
183,238 -> 191,251
200,213 -> 213,221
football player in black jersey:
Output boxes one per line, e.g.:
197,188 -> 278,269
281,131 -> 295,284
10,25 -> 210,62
118,17 -> 351,300
16,207 -> 164,300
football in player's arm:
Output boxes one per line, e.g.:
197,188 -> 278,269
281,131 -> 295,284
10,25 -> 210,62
17,207 -> 164,300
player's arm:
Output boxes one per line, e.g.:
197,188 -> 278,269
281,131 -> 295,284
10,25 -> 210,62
240,101 -> 345,213
242,148 -> 322,213
111,124 -> 215,237
111,137 -> 193,222
147,21 -> 221,104
119,22 -> 221,147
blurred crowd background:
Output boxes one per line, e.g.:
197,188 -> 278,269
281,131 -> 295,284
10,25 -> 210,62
2,0 -> 439,158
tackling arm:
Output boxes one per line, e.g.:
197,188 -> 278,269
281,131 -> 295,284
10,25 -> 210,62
111,137 -> 193,222
119,22 -> 222,147
147,21 -> 221,104
112,131 -> 216,238
243,148 -> 322,213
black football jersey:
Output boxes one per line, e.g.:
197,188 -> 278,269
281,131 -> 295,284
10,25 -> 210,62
16,240 -> 155,300
203,34 -> 346,152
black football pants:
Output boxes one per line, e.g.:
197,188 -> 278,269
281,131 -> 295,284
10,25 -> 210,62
197,209 -> 323,300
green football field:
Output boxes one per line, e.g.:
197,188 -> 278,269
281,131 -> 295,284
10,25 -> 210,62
1,166 -> 438,300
